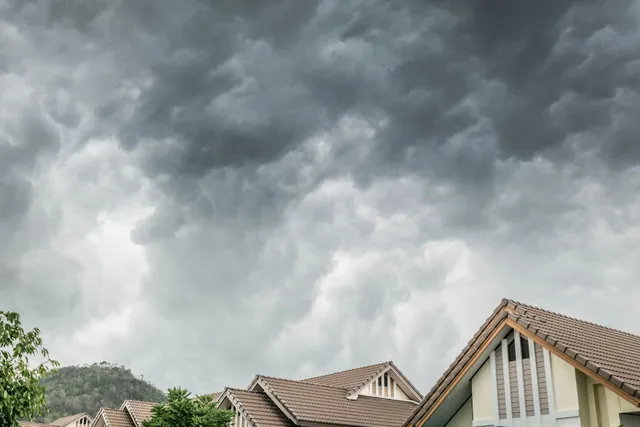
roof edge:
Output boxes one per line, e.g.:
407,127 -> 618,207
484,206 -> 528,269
221,388 -> 264,427
403,298 -> 510,427
507,316 -> 640,405
405,299 -> 640,427
254,376 -> 300,425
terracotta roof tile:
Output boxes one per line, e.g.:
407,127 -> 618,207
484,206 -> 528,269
51,413 -> 91,426
18,422 -> 54,427
403,298 -> 640,427
259,375 -> 419,427
510,300 -> 640,394
121,400 -> 157,427
301,361 -> 390,390
227,389 -> 295,427
100,408 -> 135,427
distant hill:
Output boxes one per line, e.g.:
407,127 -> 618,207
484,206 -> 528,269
38,362 -> 166,422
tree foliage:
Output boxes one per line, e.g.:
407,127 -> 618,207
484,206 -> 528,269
39,362 -> 167,422
142,388 -> 234,427
0,311 -> 60,427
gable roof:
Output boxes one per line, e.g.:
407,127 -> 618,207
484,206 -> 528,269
301,361 -> 390,390
120,400 -> 157,427
19,422 -> 55,427
254,375 -> 419,427
93,408 -> 135,427
222,388 -> 295,427
51,413 -> 92,426
404,298 -> 640,427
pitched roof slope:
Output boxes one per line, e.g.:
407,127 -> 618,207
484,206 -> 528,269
404,298 -> 640,427
506,299 -> 640,396
300,361 -> 390,390
100,408 -> 135,427
227,388 -> 295,427
19,422 -> 54,427
259,375 -> 418,427
121,400 -> 157,427
51,413 -> 91,426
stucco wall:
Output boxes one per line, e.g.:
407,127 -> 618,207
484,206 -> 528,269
472,359 -> 494,422
550,353 -> 580,412
575,369 -> 639,427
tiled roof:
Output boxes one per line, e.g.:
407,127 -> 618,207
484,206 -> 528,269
51,413 -> 91,426
404,298 -> 640,426
505,299 -> 640,397
121,400 -> 157,427
301,361 -> 390,390
258,375 -> 419,427
226,388 -> 295,427
18,422 -> 54,427
99,408 -> 135,427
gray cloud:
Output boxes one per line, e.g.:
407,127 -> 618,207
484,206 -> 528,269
1,0 -> 640,398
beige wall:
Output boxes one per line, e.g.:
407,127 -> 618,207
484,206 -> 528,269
576,370 -> 639,427
446,398 -> 473,427
550,353 -> 580,412
471,359 -> 494,421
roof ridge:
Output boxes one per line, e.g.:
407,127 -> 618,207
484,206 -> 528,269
227,387 -> 265,394
300,360 -> 391,382
510,299 -> 640,339
258,374 -> 350,391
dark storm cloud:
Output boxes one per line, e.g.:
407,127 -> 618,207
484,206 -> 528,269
2,0 -> 640,396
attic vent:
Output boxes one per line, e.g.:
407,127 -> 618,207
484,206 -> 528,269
370,372 -> 396,398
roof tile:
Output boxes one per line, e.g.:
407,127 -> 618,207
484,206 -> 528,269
260,376 -> 418,427
228,389 -> 295,427
403,299 -> 640,427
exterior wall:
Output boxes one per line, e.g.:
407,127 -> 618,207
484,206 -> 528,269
447,398 -> 473,427
93,418 -> 105,427
575,370 -> 639,427
550,353 -> 580,413
472,359 -> 494,422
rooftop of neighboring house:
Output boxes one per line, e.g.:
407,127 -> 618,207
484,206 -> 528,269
217,360 -> 423,427
19,413 -> 92,427
404,298 -> 640,427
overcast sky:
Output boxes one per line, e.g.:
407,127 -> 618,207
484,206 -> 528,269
2,0 -> 640,396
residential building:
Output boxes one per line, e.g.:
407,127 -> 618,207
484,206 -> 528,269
217,360 -> 423,427
403,299 -> 640,427
91,400 -> 155,427
19,413 -> 93,427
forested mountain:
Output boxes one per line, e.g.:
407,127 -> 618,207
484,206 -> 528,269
38,362 -> 166,422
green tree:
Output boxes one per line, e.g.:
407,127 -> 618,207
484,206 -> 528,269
0,311 -> 60,427
142,388 -> 234,427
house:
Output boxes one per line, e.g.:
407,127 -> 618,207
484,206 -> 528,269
403,299 -> 640,427
88,361 -> 421,427
19,413 -> 93,427
216,360 -> 423,427
90,400 -> 155,427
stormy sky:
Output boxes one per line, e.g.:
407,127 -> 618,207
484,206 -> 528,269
2,0 -> 640,396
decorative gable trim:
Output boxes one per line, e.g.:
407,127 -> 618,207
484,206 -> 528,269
89,409 -> 106,427
217,389 -> 260,427
250,377 -> 300,426
404,300 -> 640,427
350,365 -> 422,402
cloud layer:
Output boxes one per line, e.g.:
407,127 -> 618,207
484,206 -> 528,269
2,0 -> 640,394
